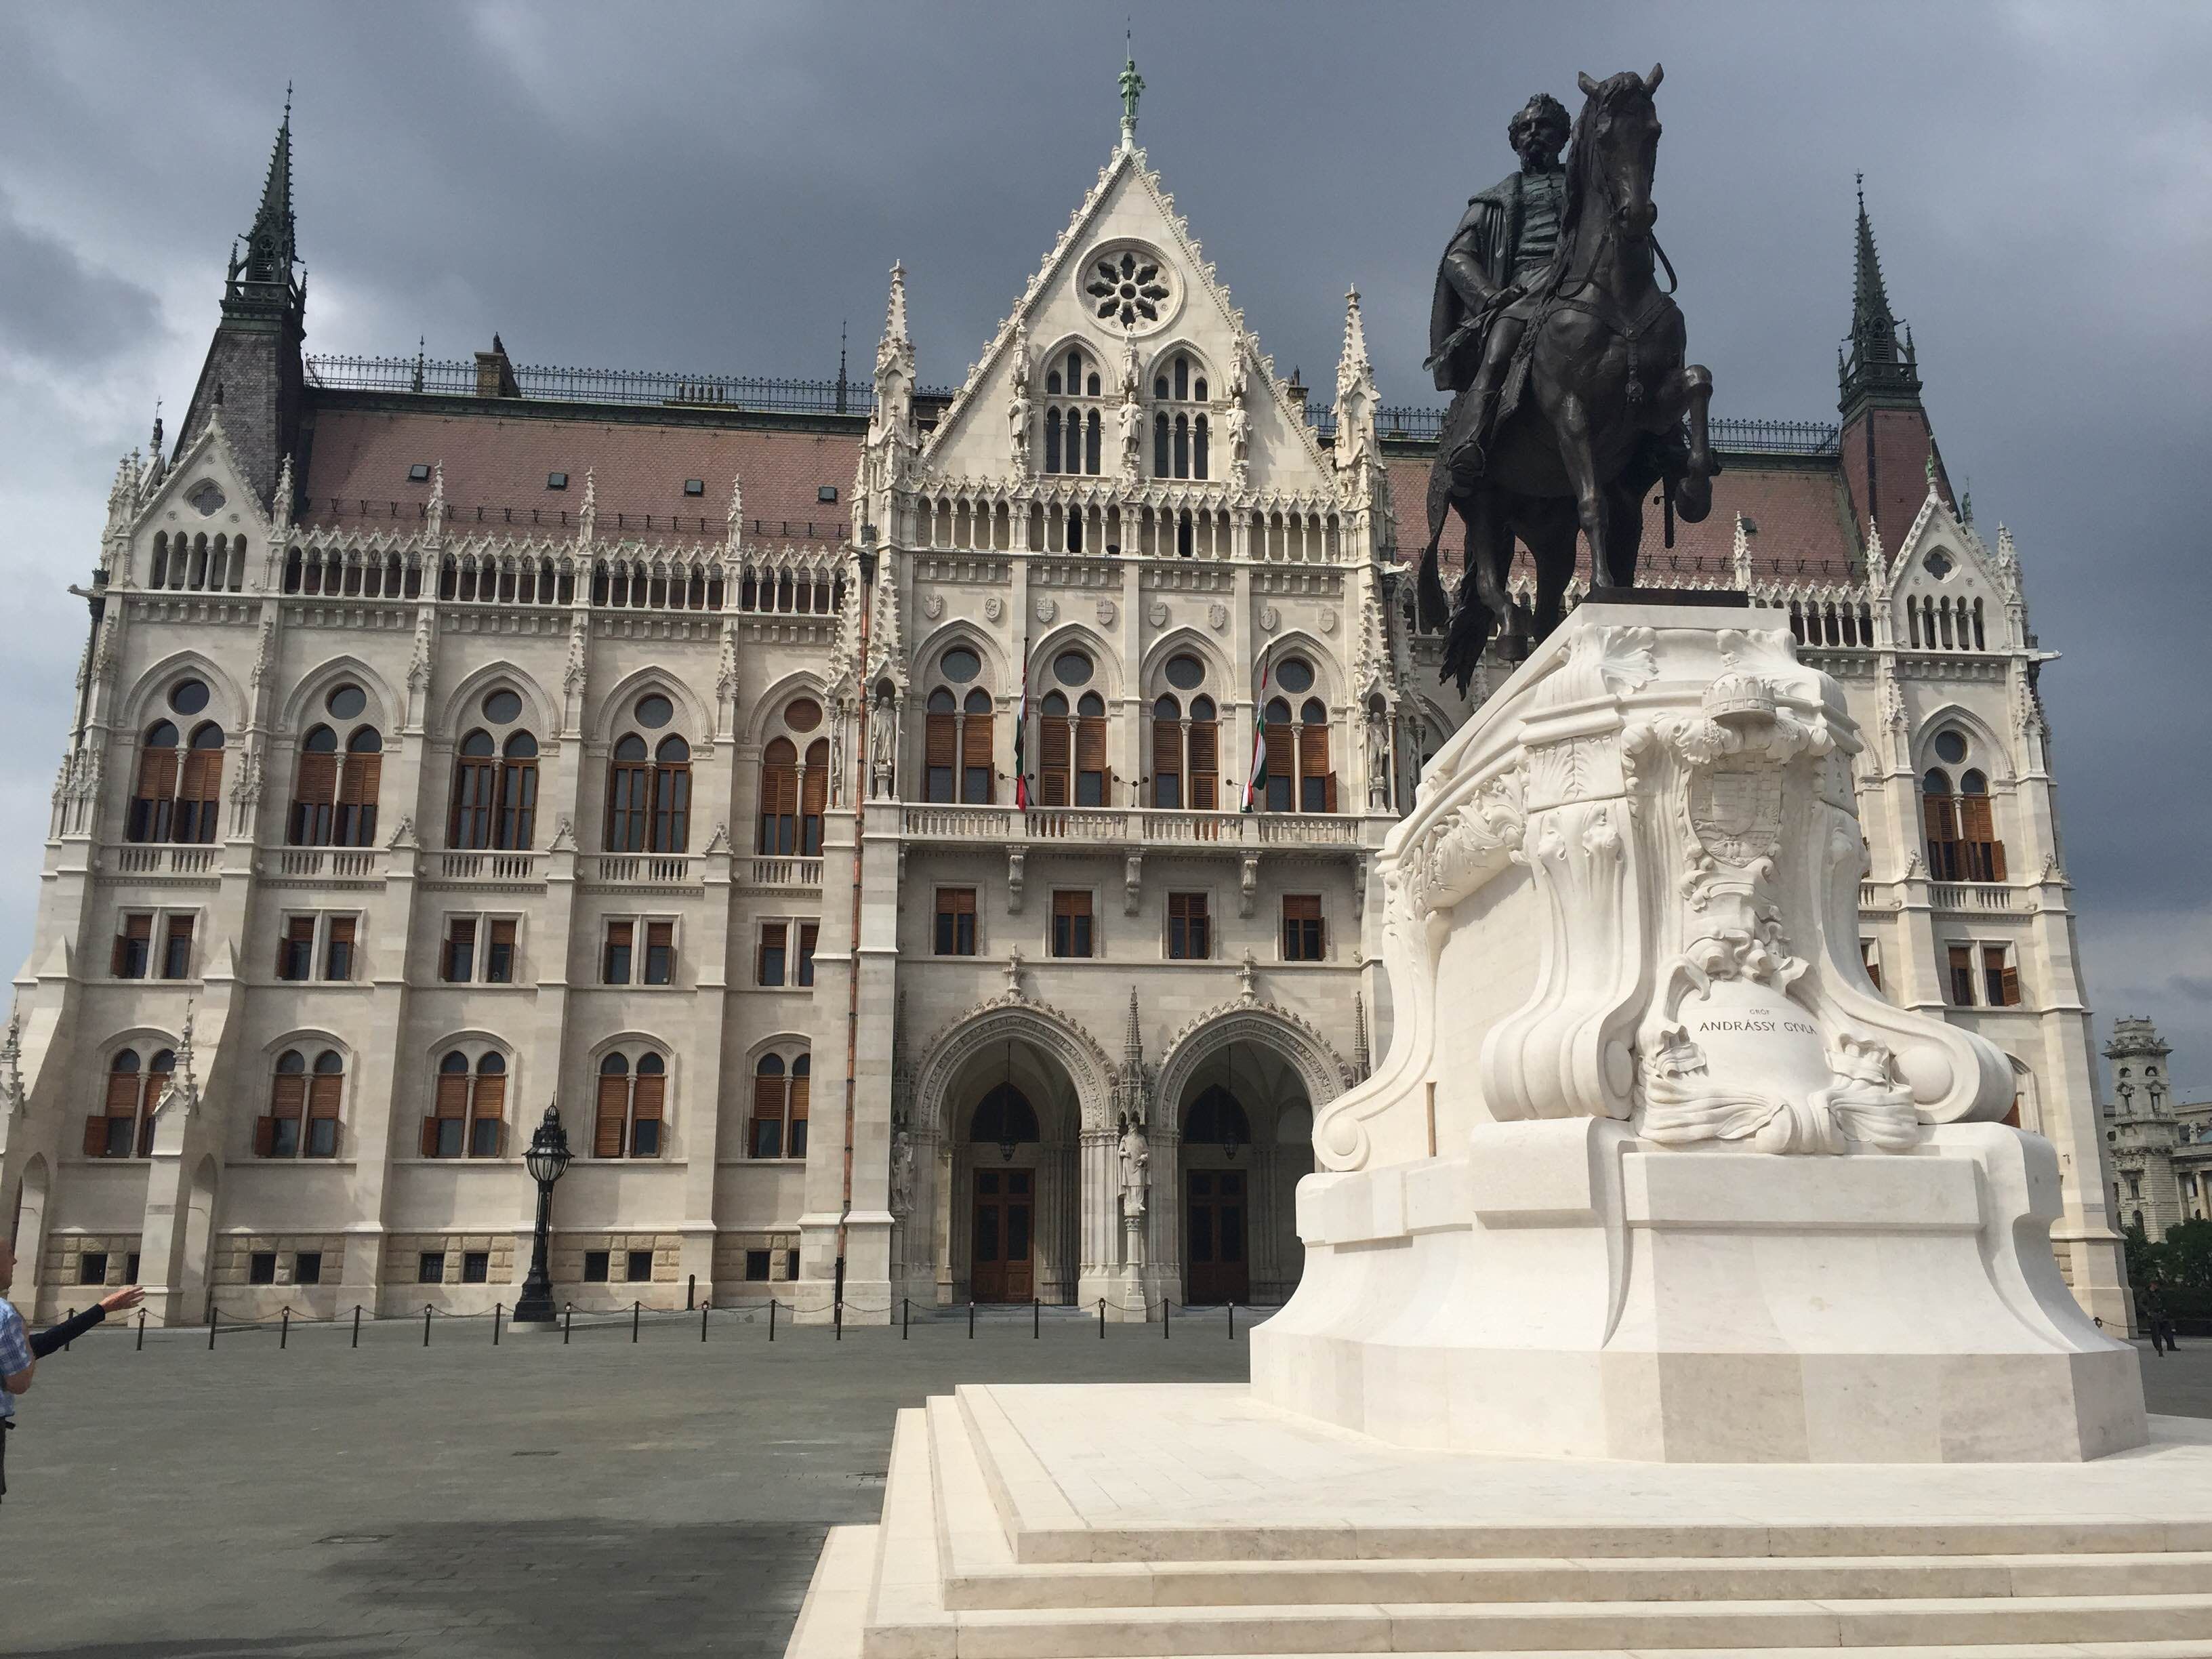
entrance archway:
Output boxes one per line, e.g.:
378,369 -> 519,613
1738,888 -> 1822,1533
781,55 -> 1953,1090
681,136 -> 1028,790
1172,1044 -> 1313,1305
928,1031 -> 1087,1305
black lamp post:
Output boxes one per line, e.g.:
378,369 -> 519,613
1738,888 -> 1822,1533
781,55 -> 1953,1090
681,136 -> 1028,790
512,1100 -> 573,1325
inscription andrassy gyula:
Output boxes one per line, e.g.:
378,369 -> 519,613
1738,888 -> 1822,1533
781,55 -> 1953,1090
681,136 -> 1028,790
1696,1017 -> 1818,1037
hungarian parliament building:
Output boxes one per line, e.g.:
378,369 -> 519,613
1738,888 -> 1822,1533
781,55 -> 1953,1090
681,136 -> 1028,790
0,100 -> 2133,1331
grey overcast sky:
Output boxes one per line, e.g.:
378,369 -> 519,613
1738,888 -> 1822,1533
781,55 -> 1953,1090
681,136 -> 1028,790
1,2 -> 2206,1093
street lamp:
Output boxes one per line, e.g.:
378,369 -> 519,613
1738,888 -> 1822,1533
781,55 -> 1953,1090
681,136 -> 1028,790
512,1099 -> 573,1325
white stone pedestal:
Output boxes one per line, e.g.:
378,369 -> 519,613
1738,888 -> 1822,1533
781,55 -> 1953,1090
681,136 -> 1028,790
1252,600 -> 2144,1463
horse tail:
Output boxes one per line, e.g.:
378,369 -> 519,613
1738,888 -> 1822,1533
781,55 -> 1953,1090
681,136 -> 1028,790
1439,589 -> 1492,699
1416,457 -> 1452,632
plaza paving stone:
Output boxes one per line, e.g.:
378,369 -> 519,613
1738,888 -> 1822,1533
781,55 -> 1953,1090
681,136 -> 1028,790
3,1309 -> 2205,1658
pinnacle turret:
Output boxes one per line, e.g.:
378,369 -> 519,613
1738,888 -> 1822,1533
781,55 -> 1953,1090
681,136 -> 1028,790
228,91 -> 300,312
1839,175 -> 1921,419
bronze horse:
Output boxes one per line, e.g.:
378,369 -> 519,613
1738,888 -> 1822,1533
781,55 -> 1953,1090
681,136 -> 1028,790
1417,66 -> 1720,693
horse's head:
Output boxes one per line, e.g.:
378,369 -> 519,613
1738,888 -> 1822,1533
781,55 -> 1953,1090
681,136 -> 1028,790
1572,64 -> 1664,239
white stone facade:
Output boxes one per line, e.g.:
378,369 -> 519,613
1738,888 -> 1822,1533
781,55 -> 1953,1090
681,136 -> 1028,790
0,120 -> 2131,1331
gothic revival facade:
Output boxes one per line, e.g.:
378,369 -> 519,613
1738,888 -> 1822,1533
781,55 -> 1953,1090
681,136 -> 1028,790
0,99 -> 2133,1330
2104,1017 -> 2212,1240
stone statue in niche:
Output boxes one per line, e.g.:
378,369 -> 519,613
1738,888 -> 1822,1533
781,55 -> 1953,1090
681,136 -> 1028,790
869,688 -> 897,797
1117,1115 -> 1150,1218
888,1122 -> 915,1216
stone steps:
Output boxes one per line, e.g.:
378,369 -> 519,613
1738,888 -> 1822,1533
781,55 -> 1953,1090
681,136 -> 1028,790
783,1385 -> 2212,1659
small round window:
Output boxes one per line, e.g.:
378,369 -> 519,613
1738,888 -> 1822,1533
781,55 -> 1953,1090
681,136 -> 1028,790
186,480 -> 225,516
1164,654 -> 1205,691
939,648 -> 981,684
325,684 -> 367,720
169,678 -> 210,716
634,693 -> 674,730
1054,651 -> 1094,687
1923,550 -> 1954,580
1933,730 -> 1967,765
1274,657 -> 1315,694
783,697 -> 823,733
482,689 -> 524,724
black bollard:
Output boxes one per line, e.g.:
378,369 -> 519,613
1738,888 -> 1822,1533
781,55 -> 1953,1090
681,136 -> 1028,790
1227,1300 -> 1235,1341
632,1300 -> 641,1344
352,1305 -> 361,1349
769,1297 -> 777,1343
902,1296 -> 909,1340
136,1309 -> 146,1351
968,1299 -> 975,1339
423,1305 -> 432,1347
280,1308 -> 289,1350
701,1300 -> 709,1342
1164,1298 -> 1172,1340
1033,1297 -> 1040,1340
687,1273 -> 696,1312
1099,1298 -> 1105,1338
562,1301 -> 573,1344
207,1307 -> 218,1351
493,1303 -> 502,1345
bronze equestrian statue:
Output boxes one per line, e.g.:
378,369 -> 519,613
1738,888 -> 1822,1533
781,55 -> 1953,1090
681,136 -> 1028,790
1417,66 -> 1721,694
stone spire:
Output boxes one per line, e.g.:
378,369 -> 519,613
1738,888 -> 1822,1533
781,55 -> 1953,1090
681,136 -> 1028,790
1114,987 -> 1148,1128
867,264 -> 917,486
1839,174 -> 1921,420
1332,286 -> 1378,475
229,88 -> 301,313
1352,994 -> 1371,1081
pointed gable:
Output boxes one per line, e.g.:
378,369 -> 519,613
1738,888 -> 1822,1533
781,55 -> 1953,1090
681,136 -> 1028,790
920,144 -> 1334,495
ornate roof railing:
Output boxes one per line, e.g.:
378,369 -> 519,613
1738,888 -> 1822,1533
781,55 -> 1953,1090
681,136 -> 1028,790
304,353 -> 953,415
1306,404 -> 1841,457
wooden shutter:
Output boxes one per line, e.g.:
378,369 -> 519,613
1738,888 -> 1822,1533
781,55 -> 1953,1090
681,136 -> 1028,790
758,922 -> 786,985
180,745 -> 223,806
1947,945 -> 1974,1004
325,916 -> 356,980
445,918 -> 475,982
1298,723 -> 1330,810
961,712 -> 993,800
164,914 -> 194,977
338,750 -> 380,811
1076,717 -> 1107,785
253,1115 -> 278,1157
644,920 -> 674,985
113,912 -> 150,977
419,1115 -> 441,1157
1264,724 -> 1293,806
473,1072 -> 506,1154
307,1073 -> 342,1153
632,1069 -> 665,1152
801,747 -> 830,818
1188,720 -> 1218,809
136,745 -> 178,804
278,915 -> 314,977
293,751 -> 337,840
595,1073 -> 629,1158
271,1069 -> 306,1125
2002,965 -> 2021,1006
925,713 -> 958,771
752,1073 -> 785,1153
84,1113 -> 108,1156
1040,719 -> 1071,805
435,1071 -> 469,1121
488,918 -> 516,981
1152,721 -> 1181,804
787,1068 -> 808,1136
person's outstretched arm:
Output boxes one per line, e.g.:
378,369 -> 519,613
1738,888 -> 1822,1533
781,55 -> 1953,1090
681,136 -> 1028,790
30,1286 -> 142,1359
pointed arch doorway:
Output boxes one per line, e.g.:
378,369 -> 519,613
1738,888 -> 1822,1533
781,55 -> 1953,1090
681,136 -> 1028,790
968,1080 -> 1040,1303
1172,1042 -> 1313,1306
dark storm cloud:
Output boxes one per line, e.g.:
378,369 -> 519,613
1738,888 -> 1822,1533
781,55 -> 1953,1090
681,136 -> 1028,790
1,0 -> 2207,1086
0,192 -> 163,365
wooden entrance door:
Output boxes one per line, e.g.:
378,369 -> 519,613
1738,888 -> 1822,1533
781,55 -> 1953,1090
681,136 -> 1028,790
1185,1168 -> 1249,1304
970,1168 -> 1034,1302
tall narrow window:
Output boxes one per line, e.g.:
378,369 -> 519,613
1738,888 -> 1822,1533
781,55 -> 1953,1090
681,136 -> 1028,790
1264,698 -> 1295,813
759,922 -> 788,987
596,1054 -> 632,1158
495,733 -> 538,850
1168,892 -> 1210,960
1152,695 -> 1183,808
1153,413 -> 1170,478
952,691 -> 989,804
1282,895 -> 1325,962
758,737 -> 798,853
451,731 -> 498,849
606,735 -> 651,851
924,689 -> 958,802
112,912 -> 152,979
1947,945 -> 1976,1006
796,921 -> 819,986
800,739 -> 827,852
1922,769 -> 1961,882
443,918 -> 477,983
324,916 -> 356,981
1044,407 -> 1063,474
1076,692 -> 1107,806
1188,695 -> 1219,810
261,1050 -> 308,1158
643,920 -> 674,985
1984,945 -> 2021,1007
1051,890 -> 1094,958
1298,697 -> 1335,813
485,918 -> 517,983
277,916 -> 314,981
89,1050 -> 144,1159
934,888 -> 977,956
1084,409 -> 1101,474
469,1053 -> 507,1156
291,726 -> 339,845
173,724 -> 225,844
130,722 -> 180,842
161,914 -> 194,980
750,1054 -> 791,1158
336,728 -> 382,847
652,736 -> 691,853
631,1053 -> 665,1156
1957,770 -> 2004,882
603,920 -> 633,985
1038,692 -> 1071,806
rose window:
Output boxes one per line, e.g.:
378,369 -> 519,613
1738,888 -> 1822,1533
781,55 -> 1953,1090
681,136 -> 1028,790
1088,250 -> 1170,327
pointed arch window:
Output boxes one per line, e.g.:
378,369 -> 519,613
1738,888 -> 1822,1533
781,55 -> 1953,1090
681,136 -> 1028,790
607,731 -> 691,853
749,1050 -> 809,1159
1152,695 -> 1183,808
132,720 -> 224,844
758,737 -> 799,853
291,724 -> 384,847
1151,352 -> 1210,480
594,1048 -> 667,1160
1923,745 -> 2005,882
257,1048 -> 343,1159
85,1046 -> 173,1159
800,737 -> 828,851
451,730 -> 499,849
423,1049 -> 507,1159
1075,691 -> 1108,806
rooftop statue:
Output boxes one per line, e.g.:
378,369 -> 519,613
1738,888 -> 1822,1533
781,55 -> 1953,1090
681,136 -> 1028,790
1417,66 -> 1722,693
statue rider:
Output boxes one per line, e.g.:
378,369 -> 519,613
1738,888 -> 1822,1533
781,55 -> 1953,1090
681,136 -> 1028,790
1428,92 -> 1572,479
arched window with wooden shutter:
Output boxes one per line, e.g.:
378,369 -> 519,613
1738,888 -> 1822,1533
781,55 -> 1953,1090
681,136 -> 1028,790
451,731 -> 498,850
1922,769 -> 1959,882
1299,697 -> 1335,813
1263,698 -> 1294,813
652,736 -> 691,853
1038,692 -> 1071,806
750,1054 -> 787,1158
426,1050 -> 470,1158
1188,695 -> 1219,811
1151,695 -> 1183,808
789,1054 -> 810,1158
176,724 -> 225,844
800,739 -> 828,851
494,733 -> 538,851
924,688 -> 958,803
308,1050 -> 343,1157
596,1054 -> 630,1158
960,690 -> 993,804
1958,769 -> 2005,881
290,726 -> 339,846
130,723 -> 180,843
261,1049 -> 307,1158
758,737 -> 798,853
470,1053 -> 506,1157
607,735 -> 651,852
336,728 -> 382,847
1076,692 -> 1107,806
632,1053 -> 665,1157
88,1049 -> 146,1159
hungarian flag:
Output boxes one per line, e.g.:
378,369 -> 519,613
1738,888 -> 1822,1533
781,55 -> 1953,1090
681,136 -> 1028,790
1241,658 -> 1270,813
1012,644 -> 1031,809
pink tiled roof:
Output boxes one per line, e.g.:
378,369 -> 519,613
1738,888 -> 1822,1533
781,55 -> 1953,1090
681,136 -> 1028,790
300,408 -> 862,545
1382,451 -> 1862,585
